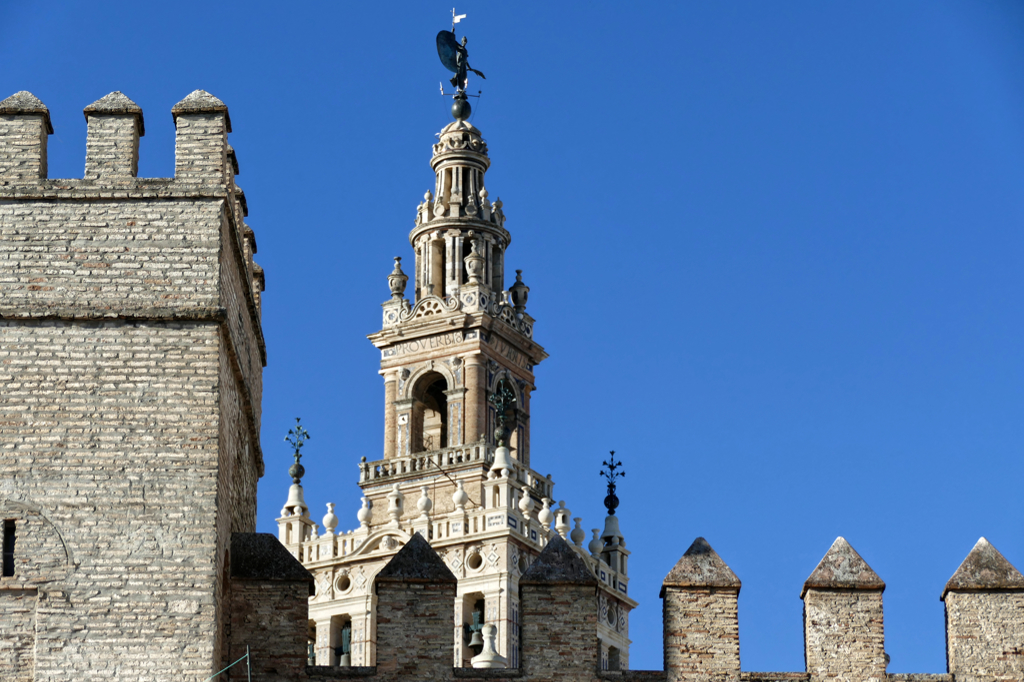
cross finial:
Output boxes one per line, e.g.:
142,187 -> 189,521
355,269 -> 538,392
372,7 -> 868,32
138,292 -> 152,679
284,418 -> 311,484
600,451 -> 625,515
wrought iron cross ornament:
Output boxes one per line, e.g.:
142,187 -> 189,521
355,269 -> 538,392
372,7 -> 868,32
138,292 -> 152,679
285,418 -> 310,485
600,452 -> 625,516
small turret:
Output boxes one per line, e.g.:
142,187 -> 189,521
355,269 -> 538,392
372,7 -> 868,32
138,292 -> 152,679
276,419 -> 316,546
599,452 -> 630,576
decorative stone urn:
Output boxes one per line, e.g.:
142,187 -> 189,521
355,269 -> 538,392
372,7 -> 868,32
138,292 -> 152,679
509,270 -> 529,315
387,257 -> 408,300
464,233 -> 485,285
357,497 -> 371,529
452,480 -> 469,511
322,503 -> 339,536
416,486 -> 433,520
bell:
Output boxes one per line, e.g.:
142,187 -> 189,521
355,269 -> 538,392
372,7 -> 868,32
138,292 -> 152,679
468,630 -> 484,649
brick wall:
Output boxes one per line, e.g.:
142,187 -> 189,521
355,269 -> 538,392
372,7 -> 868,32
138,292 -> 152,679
0,89 -> 267,681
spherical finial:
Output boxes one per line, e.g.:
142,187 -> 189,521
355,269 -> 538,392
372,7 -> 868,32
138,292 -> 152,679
452,94 -> 472,121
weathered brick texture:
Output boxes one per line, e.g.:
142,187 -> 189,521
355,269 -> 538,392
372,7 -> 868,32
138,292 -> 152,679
0,91 -> 52,181
375,534 -> 458,680
226,534 -> 313,682
801,538 -> 886,682
802,590 -> 885,682
661,538 -> 742,682
662,588 -> 740,682
83,92 -> 143,179
0,589 -> 36,682
520,536 -> 600,682
0,90 -> 267,681
944,592 -> 1024,682
942,538 -> 1024,681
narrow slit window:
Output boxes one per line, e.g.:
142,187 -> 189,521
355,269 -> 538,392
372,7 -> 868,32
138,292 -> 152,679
2,520 -> 15,577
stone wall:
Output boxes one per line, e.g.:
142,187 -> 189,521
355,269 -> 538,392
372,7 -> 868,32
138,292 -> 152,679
0,89 -> 267,680
287,535 -> 1022,682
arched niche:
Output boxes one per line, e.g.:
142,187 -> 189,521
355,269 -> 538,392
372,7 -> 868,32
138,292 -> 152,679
410,370 -> 449,453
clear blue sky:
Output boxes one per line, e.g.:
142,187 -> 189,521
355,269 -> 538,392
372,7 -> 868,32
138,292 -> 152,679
4,1 -> 1023,673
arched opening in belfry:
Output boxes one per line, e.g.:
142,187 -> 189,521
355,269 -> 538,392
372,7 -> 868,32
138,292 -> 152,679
490,244 -> 503,291
412,372 -> 448,453
607,646 -> 621,671
429,238 -> 446,298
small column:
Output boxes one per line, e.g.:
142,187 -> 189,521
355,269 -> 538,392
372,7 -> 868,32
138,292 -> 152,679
83,91 -> 143,179
444,387 -> 466,447
520,535 -> 599,680
661,537 -> 741,682
464,354 -> 486,443
942,537 -> 1024,682
375,534 -> 457,677
383,370 -> 398,458
802,537 -> 886,682
0,91 -> 52,181
171,89 -> 231,182
394,398 -> 414,458
314,615 -> 335,666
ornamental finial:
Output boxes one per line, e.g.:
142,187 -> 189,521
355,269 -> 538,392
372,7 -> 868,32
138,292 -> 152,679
600,452 -> 625,516
436,11 -> 486,120
285,417 -> 311,484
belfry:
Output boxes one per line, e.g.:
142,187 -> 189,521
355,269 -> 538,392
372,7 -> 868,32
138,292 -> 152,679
277,25 -> 636,671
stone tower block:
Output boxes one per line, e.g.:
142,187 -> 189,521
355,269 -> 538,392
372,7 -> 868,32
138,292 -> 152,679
0,91 -> 52,180
942,537 -> 1024,682
520,535 -> 600,682
0,90 -> 267,681
661,537 -> 741,682
801,537 -> 886,682
374,533 -> 458,678
83,91 -> 143,179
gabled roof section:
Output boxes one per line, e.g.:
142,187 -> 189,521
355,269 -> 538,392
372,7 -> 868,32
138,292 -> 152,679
661,537 -> 741,597
171,89 -> 232,132
802,536 -> 885,598
375,532 -> 457,584
83,91 -> 144,135
943,537 -> 1024,599
520,534 -> 597,586
230,533 -> 313,591
0,91 -> 53,133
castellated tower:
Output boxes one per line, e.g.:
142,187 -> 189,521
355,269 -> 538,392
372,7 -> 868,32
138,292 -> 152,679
0,91 -> 311,681
278,106 -> 637,669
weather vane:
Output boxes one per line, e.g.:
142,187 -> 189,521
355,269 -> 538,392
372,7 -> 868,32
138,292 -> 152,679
437,9 -> 485,120
284,417 -> 310,485
488,381 -> 517,447
600,452 -> 625,516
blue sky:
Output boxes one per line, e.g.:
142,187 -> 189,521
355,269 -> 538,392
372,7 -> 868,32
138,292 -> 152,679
4,1 -> 1023,673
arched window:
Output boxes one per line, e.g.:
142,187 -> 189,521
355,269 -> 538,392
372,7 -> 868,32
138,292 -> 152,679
412,372 -> 448,452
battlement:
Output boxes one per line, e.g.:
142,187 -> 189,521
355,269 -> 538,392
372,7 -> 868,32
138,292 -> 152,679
0,90 -> 266,336
251,533 -> 1023,682
0,88 -> 272,680
0,89 -> 237,186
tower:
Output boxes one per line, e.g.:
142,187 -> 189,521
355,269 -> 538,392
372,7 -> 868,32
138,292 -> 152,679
0,90 -> 291,680
278,60 -> 637,669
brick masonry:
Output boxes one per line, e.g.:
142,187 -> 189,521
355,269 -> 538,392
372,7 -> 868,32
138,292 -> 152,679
0,90 -> 266,681
2,89 -> 1023,682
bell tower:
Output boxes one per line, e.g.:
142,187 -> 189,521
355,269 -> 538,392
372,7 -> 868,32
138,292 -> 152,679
279,22 -> 635,672
372,106 -> 545,466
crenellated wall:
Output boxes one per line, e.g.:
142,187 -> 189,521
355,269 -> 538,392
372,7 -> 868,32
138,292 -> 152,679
292,534 -> 1023,682
0,89 -> 268,680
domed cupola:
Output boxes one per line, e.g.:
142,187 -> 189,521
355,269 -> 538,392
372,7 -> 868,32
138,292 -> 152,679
410,112 -> 509,303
